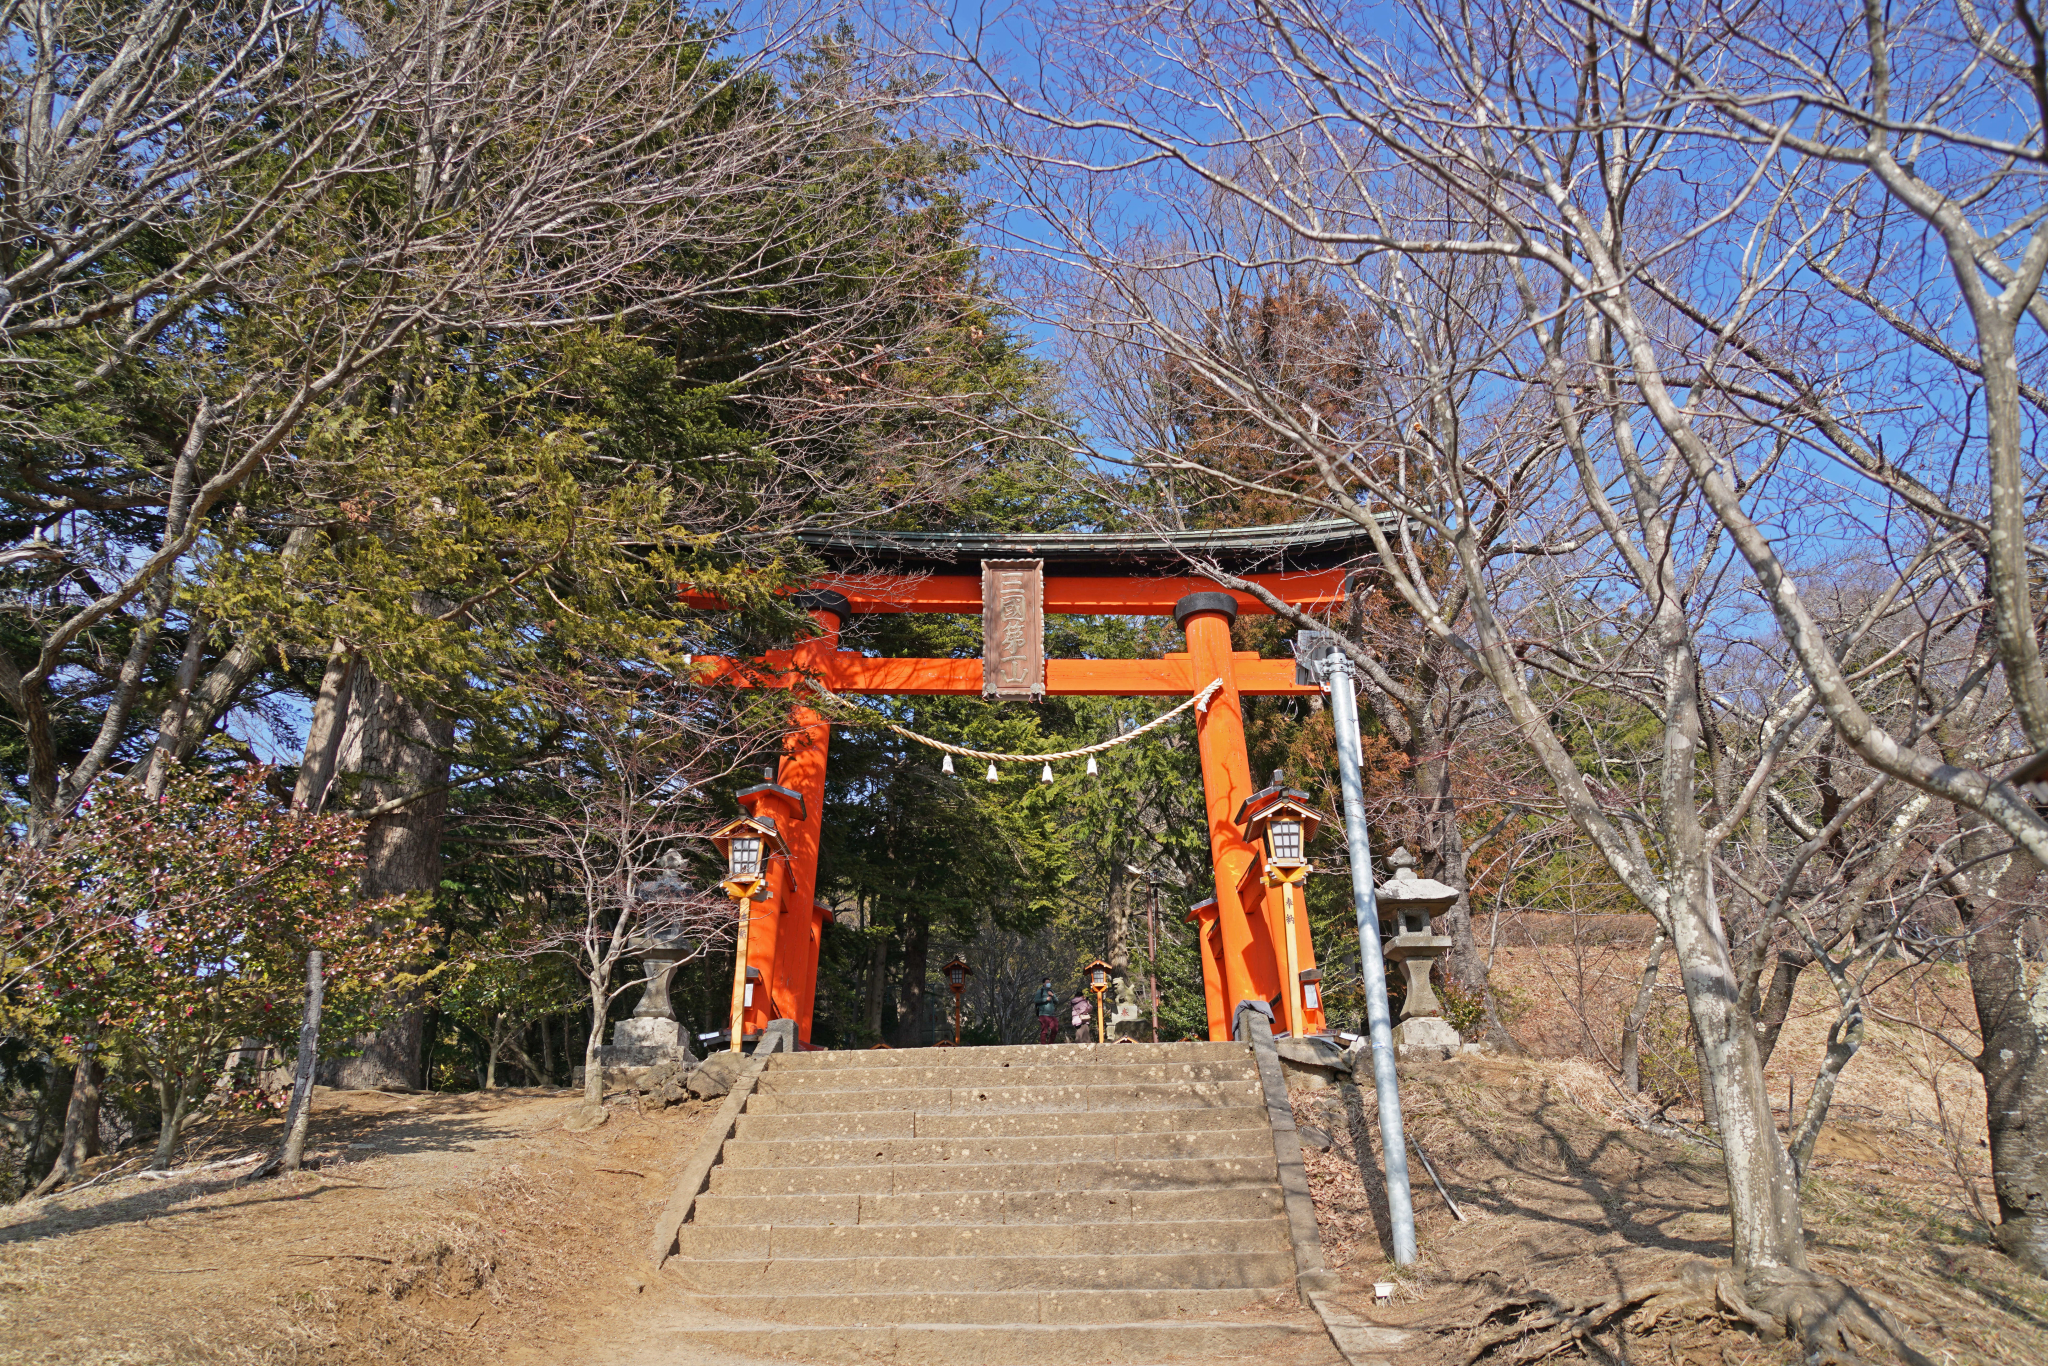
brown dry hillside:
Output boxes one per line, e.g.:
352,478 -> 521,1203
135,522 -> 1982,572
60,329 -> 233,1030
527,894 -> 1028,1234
0,1086 -> 719,1365
1293,953 -> 2047,1366
1,954 -> 2043,1366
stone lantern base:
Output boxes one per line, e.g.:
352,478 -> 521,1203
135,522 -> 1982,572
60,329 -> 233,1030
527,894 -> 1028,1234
1391,1015 -> 1461,1057
573,1017 -> 699,1091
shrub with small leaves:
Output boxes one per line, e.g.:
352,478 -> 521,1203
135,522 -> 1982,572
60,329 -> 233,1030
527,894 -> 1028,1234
5,769 -> 429,1167
1436,977 -> 1491,1039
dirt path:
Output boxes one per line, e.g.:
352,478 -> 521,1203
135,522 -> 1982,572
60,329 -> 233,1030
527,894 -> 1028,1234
0,1086 -> 717,1365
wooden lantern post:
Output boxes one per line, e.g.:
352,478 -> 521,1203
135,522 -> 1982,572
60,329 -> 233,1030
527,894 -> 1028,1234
1236,771 -> 1330,1036
943,958 -> 973,1046
710,814 -> 784,1053
1085,960 -> 1113,1043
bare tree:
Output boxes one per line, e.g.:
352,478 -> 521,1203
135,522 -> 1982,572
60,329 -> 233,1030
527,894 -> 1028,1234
494,672 -> 772,1107
1544,0 -> 2048,1281
934,0 -> 2001,1342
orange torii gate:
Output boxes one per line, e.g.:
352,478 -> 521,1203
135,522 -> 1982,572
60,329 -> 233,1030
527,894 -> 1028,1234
683,522 -> 1373,1045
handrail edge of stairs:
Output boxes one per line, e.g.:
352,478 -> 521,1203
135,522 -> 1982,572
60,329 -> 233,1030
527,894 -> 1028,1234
648,1021 -> 795,1269
1235,1002 -> 1340,1298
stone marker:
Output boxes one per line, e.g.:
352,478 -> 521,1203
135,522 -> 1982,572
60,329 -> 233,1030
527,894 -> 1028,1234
643,1059 -> 695,1108
687,1050 -> 747,1100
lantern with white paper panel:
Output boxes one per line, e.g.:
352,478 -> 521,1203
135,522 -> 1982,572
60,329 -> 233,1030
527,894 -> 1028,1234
1235,771 -> 1331,1035
1298,969 -> 1323,1013
942,957 -> 973,1045
1085,959 -> 1113,1043
708,814 -> 787,1053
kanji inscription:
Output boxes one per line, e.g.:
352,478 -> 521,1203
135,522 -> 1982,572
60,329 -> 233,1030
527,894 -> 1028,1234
980,559 -> 1045,700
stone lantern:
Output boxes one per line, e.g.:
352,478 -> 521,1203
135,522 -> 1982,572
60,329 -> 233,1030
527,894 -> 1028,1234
1375,847 -> 1461,1051
609,857 -> 701,1065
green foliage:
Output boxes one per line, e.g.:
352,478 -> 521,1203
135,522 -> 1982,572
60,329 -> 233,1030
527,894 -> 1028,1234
3,771 -> 429,1156
1436,978 -> 1489,1038
436,922 -> 582,1082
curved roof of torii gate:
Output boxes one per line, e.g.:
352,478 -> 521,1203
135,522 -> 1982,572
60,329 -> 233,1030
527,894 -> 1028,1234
793,517 -> 1382,575
680,517 -> 1383,619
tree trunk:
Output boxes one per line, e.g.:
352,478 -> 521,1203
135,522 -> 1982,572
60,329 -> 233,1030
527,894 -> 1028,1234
150,1076 -> 197,1170
139,613 -> 210,799
1694,1037 -> 1721,1128
292,642 -> 360,813
1753,950 -> 1811,1073
1620,934 -> 1665,1093
1789,989 -> 1865,1175
1106,864 -> 1132,973
583,981 -> 607,1104
863,937 -> 889,1040
30,1054 -> 103,1196
895,909 -> 930,1048
1416,742 -> 1485,995
541,1015 -> 557,1085
323,667 -> 450,1090
1957,842 -> 2048,1274
144,528 -> 318,800
21,1058 -> 74,1190
1666,867 -> 1808,1282
278,950 -> 324,1174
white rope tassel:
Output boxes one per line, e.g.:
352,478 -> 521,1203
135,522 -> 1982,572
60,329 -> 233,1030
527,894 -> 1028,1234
985,762 -> 999,782
1085,754 -> 1098,777
1040,763 -> 1053,783
941,753 -> 955,776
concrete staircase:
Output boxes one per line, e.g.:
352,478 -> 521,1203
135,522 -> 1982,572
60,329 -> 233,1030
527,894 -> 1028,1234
652,1041 -> 1341,1364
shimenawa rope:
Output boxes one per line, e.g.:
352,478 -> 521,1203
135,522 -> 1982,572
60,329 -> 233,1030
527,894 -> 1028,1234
806,677 -> 1225,766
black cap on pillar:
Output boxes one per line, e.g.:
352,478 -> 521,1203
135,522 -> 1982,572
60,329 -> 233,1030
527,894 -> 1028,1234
791,588 -> 854,626
1172,591 -> 1239,630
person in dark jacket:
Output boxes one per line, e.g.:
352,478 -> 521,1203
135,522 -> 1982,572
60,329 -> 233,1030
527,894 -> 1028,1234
1032,978 -> 1059,1044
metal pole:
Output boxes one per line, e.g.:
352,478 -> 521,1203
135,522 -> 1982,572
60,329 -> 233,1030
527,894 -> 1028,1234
1325,649 -> 1419,1265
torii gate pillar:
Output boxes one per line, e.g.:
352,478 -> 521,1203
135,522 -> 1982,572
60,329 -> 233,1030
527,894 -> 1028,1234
1177,594 -> 1285,1040
734,592 -> 844,1044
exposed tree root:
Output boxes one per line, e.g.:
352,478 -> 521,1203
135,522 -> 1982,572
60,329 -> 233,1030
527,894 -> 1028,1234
1460,1275 -> 1697,1364
1456,1263 -> 1939,1366
1722,1265 -> 1939,1366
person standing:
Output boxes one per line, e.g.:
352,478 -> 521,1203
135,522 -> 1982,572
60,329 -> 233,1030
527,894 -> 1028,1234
1069,987 -> 1090,1043
1032,978 -> 1059,1044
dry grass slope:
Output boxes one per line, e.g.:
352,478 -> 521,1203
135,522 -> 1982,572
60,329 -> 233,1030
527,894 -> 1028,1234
0,952 -> 2041,1365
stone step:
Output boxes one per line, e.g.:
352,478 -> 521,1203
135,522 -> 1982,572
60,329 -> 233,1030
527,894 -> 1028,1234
707,1154 -> 1276,1198
753,1062 -> 1254,1092
657,1312 -> 1331,1359
665,1292 -> 1298,1329
666,1249 -> 1297,1295
689,1186 -> 1287,1227
733,1104 -> 1259,1141
672,1216 -> 1291,1259
718,1128 -> 1269,1168
743,1080 -> 1263,1115
767,1041 -> 1251,1069
649,1037 -> 1329,1366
